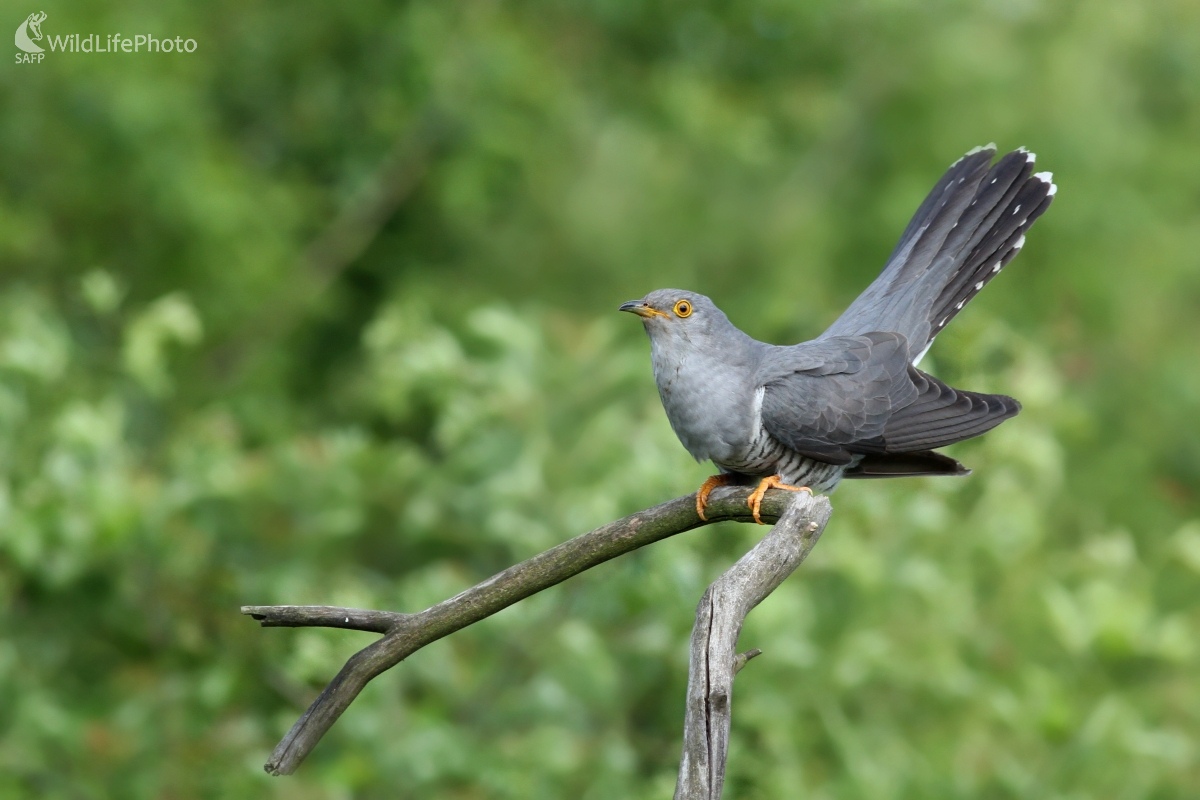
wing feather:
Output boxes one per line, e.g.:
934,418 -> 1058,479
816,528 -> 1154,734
757,337 -> 1020,464
757,333 -> 915,464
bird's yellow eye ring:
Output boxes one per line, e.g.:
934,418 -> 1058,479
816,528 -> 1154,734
673,300 -> 693,318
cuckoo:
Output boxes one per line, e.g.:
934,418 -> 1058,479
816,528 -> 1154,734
621,145 -> 1056,523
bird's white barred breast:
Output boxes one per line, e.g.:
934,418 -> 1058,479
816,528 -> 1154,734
714,417 -> 847,493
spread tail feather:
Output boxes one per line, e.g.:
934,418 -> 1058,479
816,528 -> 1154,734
926,152 -> 1055,340
822,146 -> 1057,359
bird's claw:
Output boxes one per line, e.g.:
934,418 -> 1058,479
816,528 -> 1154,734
695,474 -> 735,520
747,476 -> 812,524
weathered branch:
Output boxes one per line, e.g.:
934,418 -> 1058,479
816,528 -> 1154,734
675,493 -> 832,800
243,484 -> 800,776
241,606 -> 400,634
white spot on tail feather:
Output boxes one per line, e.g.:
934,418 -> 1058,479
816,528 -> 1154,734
975,281 -> 984,291
992,261 -> 1002,273
953,143 -> 996,166
1034,171 -> 1058,197
1014,234 -> 1026,249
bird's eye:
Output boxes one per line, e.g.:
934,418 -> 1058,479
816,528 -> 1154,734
673,300 -> 693,318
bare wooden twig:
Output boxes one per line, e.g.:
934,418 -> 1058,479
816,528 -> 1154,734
243,484 -> 802,776
675,493 -> 833,800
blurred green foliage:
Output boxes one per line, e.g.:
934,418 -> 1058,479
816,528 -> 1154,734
2,0 -> 1199,797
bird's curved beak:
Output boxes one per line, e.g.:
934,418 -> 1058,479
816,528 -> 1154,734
619,300 -> 667,318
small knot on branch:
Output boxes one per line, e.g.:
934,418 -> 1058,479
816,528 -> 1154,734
733,649 -> 763,674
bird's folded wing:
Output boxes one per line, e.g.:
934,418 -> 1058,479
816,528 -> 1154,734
877,369 -> 1020,451
757,332 -> 917,464
758,334 -> 1020,463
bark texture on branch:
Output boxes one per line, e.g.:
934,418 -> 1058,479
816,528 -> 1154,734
674,493 -> 832,800
243,484 -> 799,776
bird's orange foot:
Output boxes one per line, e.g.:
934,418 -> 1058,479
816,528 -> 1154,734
747,475 -> 812,524
695,474 -> 736,520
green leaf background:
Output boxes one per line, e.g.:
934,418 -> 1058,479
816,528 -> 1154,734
2,1 -> 1199,797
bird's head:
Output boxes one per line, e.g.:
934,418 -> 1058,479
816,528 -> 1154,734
619,289 -> 733,352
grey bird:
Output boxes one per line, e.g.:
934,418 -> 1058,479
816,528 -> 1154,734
621,144 -> 1056,523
